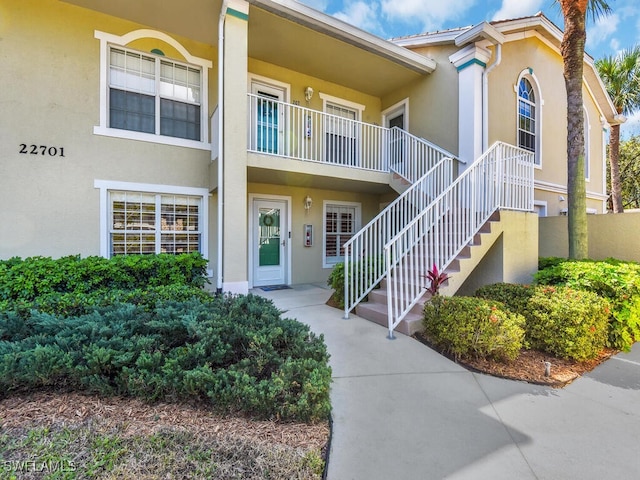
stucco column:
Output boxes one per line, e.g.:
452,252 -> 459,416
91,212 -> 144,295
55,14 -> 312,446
449,45 -> 492,169
222,0 -> 249,294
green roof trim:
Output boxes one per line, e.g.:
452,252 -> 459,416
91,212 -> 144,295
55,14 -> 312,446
456,58 -> 487,72
227,8 -> 249,21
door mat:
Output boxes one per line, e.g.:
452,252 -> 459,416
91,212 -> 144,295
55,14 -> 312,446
259,285 -> 291,292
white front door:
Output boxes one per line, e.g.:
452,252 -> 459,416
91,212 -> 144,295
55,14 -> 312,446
252,199 -> 288,287
251,81 -> 285,155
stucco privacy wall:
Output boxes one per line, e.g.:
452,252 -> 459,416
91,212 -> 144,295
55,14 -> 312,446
0,0 -> 217,260
539,213 -> 640,262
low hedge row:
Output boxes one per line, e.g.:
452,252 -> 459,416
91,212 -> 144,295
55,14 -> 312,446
0,253 -> 209,303
423,295 -> 525,362
0,294 -> 331,422
535,258 -> 640,351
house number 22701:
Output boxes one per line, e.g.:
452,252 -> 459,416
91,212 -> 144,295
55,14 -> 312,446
19,144 -> 65,157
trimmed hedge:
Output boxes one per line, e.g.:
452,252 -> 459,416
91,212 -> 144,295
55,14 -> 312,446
525,286 -> 610,360
0,253 -> 209,304
535,259 -> 640,351
423,295 -> 525,362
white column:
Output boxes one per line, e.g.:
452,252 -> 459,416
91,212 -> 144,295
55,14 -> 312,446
449,45 -> 492,170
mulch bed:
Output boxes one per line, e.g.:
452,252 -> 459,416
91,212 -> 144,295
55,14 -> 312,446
413,331 -> 617,387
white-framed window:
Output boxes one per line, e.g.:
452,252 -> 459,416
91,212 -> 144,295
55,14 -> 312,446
320,93 -> 365,166
533,200 -> 547,217
516,71 -> 542,166
94,180 -> 209,258
95,30 -> 212,150
323,201 -> 361,267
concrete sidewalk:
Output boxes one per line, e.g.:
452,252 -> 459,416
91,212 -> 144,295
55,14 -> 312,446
253,284 -> 640,480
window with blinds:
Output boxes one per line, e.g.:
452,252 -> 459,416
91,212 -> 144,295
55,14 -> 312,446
517,77 -> 538,164
324,204 -> 358,265
109,47 -> 201,141
110,191 -> 201,256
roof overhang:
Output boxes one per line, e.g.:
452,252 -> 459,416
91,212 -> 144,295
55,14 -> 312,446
249,0 -> 436,75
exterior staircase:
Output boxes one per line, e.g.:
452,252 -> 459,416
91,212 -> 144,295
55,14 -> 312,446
355,211 -> 503,335
343,142 -> 535,338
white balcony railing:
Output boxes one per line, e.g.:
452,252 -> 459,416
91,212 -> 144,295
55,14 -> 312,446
248,93 -> 388,170
383,142 -> 534,337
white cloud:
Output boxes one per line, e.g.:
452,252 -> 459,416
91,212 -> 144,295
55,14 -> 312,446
621,111 -> 640,140
334,1 -> 384,35
586,14 -> 620,51
491,0 -> 545,21
380,0 -> 476,32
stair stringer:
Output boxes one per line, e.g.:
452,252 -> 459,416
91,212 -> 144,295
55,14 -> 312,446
438,214 -> 504,297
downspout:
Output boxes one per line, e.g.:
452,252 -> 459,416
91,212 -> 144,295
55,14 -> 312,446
482,43 -> 501,152
217,0 -> 229,293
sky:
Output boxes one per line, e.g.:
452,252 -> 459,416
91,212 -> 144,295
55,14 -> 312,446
299,0 -> 640,136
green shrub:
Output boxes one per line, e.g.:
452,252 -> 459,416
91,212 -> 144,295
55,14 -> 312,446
474,283 -> 535,319
327,257 -> 382,309
0,253 -> 209,304
525,286 -> 609,361
423,296 -> 525,362
0,295 -> 331,423
538,257 -> 567,270
535,259 -> 640,351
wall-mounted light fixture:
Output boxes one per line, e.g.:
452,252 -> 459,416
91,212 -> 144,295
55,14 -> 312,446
304,195 -> 313,211
559,195 -> 566,202
304,86 -> 314,102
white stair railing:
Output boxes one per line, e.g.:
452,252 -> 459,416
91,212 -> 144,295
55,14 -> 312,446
383,142 -> 534,338
342,156 -> 455,319
388,127 -> 458,183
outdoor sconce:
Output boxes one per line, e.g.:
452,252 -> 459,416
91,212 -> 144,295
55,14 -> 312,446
304,86 -> 314,102
304,195 -> 313,211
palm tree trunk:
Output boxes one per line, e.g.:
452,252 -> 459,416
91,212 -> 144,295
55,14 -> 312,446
609,123 -> 624,212
560,0 -> 589,259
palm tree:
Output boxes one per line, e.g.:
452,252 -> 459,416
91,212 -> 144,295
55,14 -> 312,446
596,47 -> 640,213
558,0 -> 611,259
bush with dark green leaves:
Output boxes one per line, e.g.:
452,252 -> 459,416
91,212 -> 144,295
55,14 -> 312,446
0,253 -> 208,304
525,286 -> 610,361
0,294 -> 331,423
475,283 -> 536,320
535,259 -> 640,351
0,254 -> 331,423
423,295 -> 525,362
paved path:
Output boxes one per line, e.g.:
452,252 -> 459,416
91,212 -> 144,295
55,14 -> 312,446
253,284 -> 640,480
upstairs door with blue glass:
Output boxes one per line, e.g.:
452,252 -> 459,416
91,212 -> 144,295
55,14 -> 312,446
251,82 -> 285,155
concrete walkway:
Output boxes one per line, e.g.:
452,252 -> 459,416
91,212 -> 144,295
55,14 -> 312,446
252,284 -> 640,480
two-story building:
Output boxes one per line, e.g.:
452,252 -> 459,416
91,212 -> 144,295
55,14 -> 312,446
0,0 -> 618,334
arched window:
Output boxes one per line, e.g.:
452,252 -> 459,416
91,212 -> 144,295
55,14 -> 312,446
518,78 -> 537,161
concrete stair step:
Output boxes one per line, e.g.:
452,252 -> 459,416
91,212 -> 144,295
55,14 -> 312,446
355,301 -> 425,336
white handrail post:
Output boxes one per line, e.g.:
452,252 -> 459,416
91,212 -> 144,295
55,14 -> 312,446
344,243 -> 350,319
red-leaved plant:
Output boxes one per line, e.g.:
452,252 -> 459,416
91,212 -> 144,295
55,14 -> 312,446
425,263 -> 450,296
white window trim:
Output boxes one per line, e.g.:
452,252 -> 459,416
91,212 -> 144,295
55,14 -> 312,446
382,98 -> 409,130
584,106 -> 591,182
94,179 -> 209,259
533,200 -> 548,217
322,200 -> 361,269
94,29 -> 212,151
515,70 -> 543,169
319,93 -> 365,118
248,74 -> 291,103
